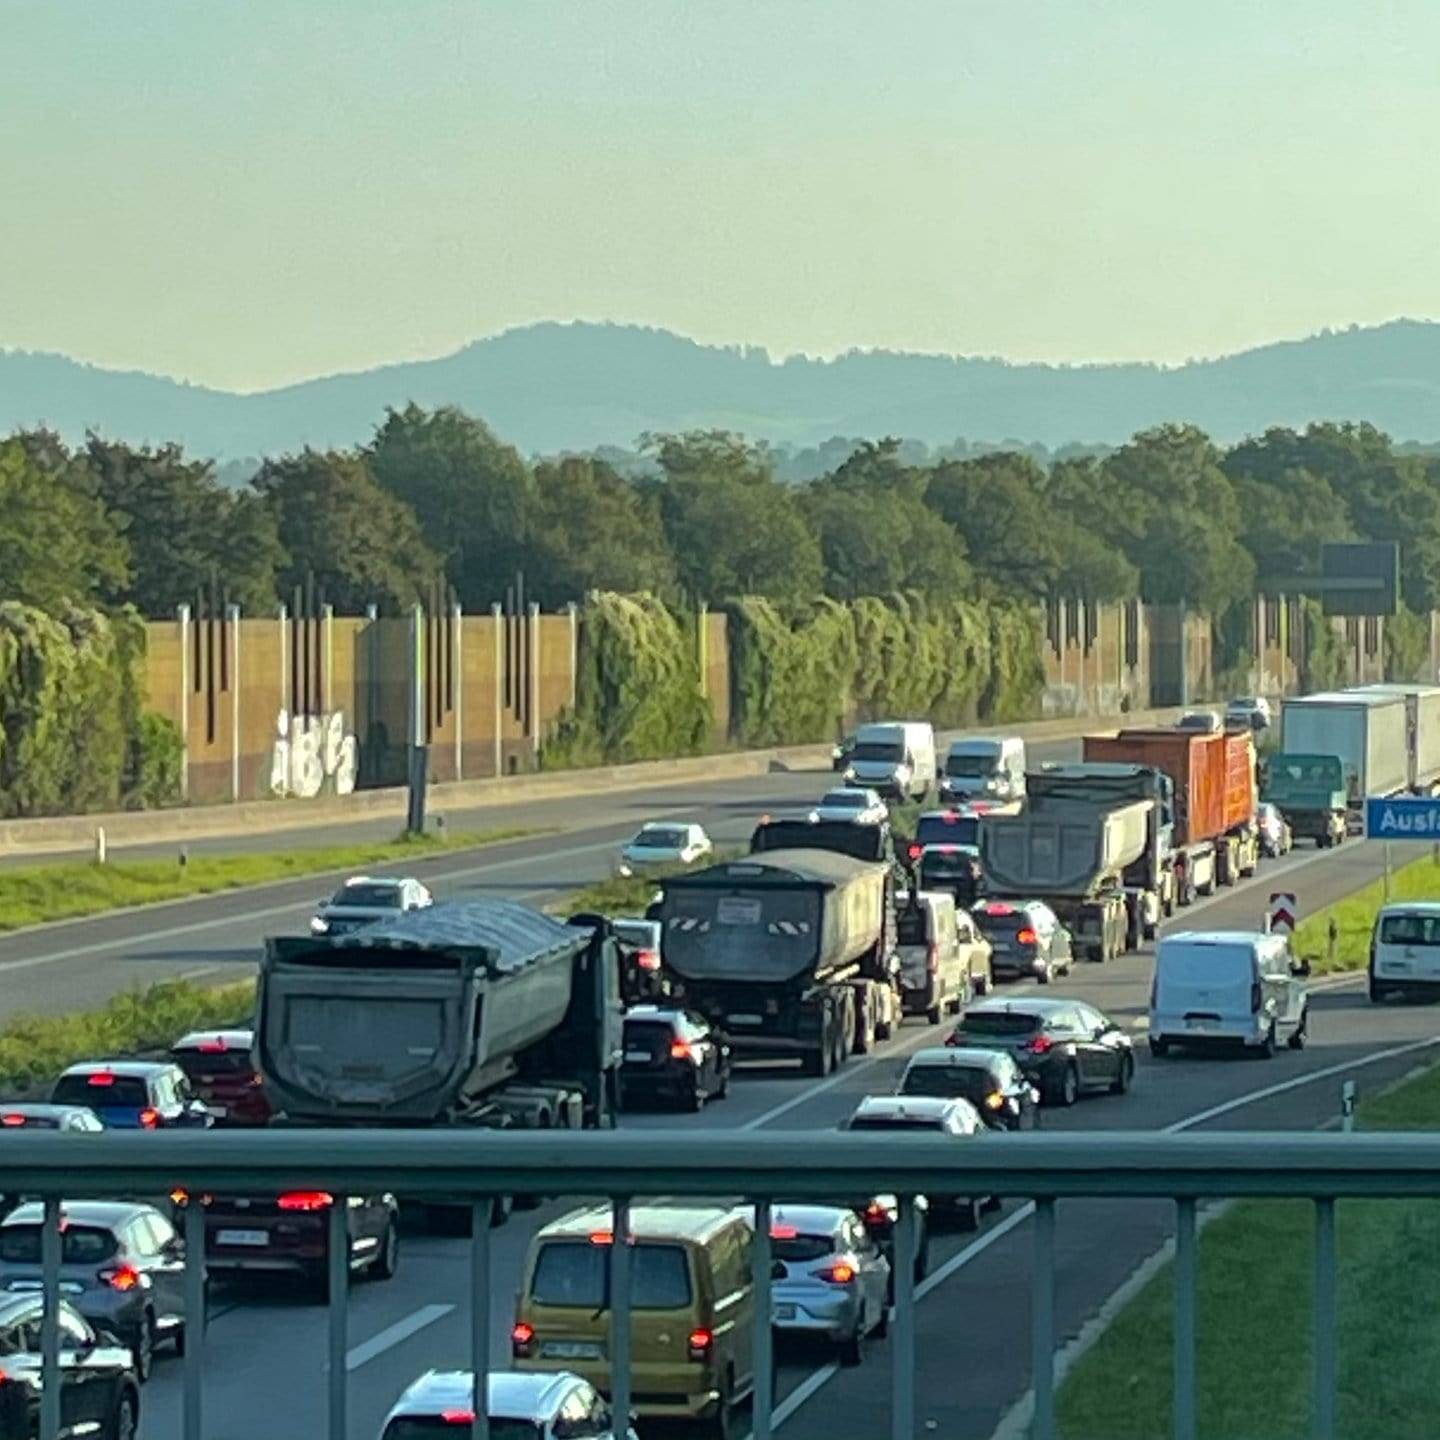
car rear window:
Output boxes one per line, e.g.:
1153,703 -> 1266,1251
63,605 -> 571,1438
915,814 -> 978,848
0,1225 -> 119,1264
895,908 -> 931,946
173,1048 -> 254,1078
960,1011 -> 1041,1037
1379,914 -> 1440,947
847,1116 -> 944,1132
332,884 -> 403,908
51,1075 -> 149,1108
975,910 -> 1032,937
623,1020 -> 675,1052
772,1232 -> 835,1263
901,1065 -> 991,1103
530,1240 -> 693,1310
384,1421 -> 540,1440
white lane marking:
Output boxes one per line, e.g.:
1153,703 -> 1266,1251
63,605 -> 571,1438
344,1303 -> 454,1372
770,1361 -> 841,1427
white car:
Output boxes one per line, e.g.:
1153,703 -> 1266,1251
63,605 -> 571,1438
1177,709 -> 1223,734
1225,696 -> 1272,731
809,787 -> 888,825
617,821 -> 713,878
379,1370 -> 639,1440
311,875 -> 433,936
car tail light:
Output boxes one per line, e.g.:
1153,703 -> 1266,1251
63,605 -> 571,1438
670,1039 -> 692,1060
278,1192 -> 334,1212
863,1203 -> 886,1221
1024,1035 -> 1054,1055
1,1114 -> 25,1127
171,1189 -> 188,1206
944,1031 -> 963,1048
984,1091 -> 1005,1111
100,1264 -> 141,1293
817,1263 -> 856,1285
138,1108 -> 160,1130
908,844 -> 922,861
589,1231 -> 613,1245
687,1328 -> 713,1360
927,943 -> 939,974
1016,928 -> 1038,947
441,1409 -> 477,1425
510,1322 -> 535,1358
637,949 -> 661,972
1250,981 -> 1263,1014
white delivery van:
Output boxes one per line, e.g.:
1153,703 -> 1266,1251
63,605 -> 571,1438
1149,930 -> 1310,1058
1369,902 -> 1440,1002
938,736 -> 1027,804
894,891 -> 970,1024
846,721 -> 937,801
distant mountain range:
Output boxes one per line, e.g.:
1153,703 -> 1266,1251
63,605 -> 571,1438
4,318 -> 1440,463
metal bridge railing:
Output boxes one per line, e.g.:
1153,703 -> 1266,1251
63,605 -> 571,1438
6,1128 -> 1438,1440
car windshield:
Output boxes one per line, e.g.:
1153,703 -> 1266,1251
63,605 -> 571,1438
945,754 -> 995,778
915,814 -> 979,848
1379,914 -> 1440,947
0,1225 -> 119,1265
960,1011 -> 1042,1037
51,1075 -> 149,1108
384,1421 -> 540,1440
772,1231 -> 836,1263
821,791 -> 866,808
852,741 -> 903,763
633,828 -> 687,849
332,883 -> 403,908
901,1066 -> 992,1103
530,1239 -> 692,1309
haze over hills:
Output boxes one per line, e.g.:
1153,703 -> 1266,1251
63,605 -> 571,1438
3,319 -> 1440,462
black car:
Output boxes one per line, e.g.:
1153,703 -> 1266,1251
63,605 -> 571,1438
897,1047 -> 1039,1131
49,1062 -> 215,1131
947,996 -> 1135,1106
0,1292 -> 141,1440
617,1006 -> 730,1111
917,845 -> 984,907
851,1194 -> 931,1284
971,901 -> 1074,984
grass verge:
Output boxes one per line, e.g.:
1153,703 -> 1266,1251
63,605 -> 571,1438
0,825 -> 541,933
1295,851 -> 1440,975
1055,1058 -> 1440,1440
0,978 -> 257,1096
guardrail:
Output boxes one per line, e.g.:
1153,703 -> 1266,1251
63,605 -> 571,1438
3,1126 -> 1394,1440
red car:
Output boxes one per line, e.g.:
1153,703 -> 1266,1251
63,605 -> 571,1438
169,1029 -> 272,1126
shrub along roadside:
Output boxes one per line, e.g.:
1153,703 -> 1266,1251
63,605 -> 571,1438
1293,852 -> 1440,975
1054,1058 -> 1440,1440
0,825 -> 541,933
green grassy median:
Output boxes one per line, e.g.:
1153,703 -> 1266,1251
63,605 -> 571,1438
1055,1059 -> 1440,1440
1295,850 -> 1440,975
0,825 -> 541,933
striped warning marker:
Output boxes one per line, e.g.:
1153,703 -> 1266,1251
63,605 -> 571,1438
1268,892 -> 1297,935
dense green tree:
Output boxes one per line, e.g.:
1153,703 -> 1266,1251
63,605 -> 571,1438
254,449 -> 441,613
1231,468 -> 1354,585
367,404 -> 535,608
926,453 -> 1057,598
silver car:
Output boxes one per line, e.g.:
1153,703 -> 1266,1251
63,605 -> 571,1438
311,875 -> 432,936
768,1204 -> 890,1366
0,1200 -> 189,1382
616,821 -> 712,878
808,787 -> 888,826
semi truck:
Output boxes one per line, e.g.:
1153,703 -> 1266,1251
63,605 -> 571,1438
255,901 -> 625,1219
1347,684 -> 1440,794
978,784 -> 1154,963
1084,728 -> 1260,895
657,848 -> 900,1074
1268,690 -> 1409,842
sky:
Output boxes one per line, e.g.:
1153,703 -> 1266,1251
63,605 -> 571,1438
3,0 -> 1440,392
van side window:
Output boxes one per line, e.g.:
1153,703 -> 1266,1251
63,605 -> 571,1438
717,1223 -> 750,1297
1379,913 -> 1440,947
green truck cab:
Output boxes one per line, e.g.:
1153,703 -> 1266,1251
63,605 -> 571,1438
1259,753 -> 1349,848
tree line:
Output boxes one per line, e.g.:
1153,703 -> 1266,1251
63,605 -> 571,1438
3,411 -> 1437,637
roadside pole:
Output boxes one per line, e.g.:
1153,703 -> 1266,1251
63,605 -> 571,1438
1341,1080 -> 1357,1133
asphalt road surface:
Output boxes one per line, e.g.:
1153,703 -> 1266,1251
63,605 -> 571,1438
79,771 -> 1430,1440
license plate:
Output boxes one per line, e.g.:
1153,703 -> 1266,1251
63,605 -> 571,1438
728,1013 -> 763,1026
541,1341 -> 602,1360
624,1050 -> 653,1064
216,1229 -> 269,1247
773,1304 -> 797,1321
1185,1018 -> 1215,1032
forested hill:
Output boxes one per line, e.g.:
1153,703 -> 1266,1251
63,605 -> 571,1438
3,318 -> 1440,459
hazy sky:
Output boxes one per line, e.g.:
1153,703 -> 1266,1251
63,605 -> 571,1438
4,0 -> 1439,391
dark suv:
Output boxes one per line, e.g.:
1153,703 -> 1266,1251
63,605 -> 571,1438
170,1030 -> 272,1127
49,1062 -> 215,1131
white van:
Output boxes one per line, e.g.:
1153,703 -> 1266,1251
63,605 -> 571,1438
938,736 -> 1027,804
894,892 -> 974,1024
846,721 -> 937,801
1148,930 -> 1310,1057
1369,902 -> 1440,1002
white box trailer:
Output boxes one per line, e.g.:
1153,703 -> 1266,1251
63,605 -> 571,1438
1280,691 -> 1408,803
1346,684 -> 1440,791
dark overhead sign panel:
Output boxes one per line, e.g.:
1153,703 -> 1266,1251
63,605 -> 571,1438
1320,542 -> 1399,618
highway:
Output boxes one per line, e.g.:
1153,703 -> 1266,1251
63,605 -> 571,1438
36,749 -> 1416,1439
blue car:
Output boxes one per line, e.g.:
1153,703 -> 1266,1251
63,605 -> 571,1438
50,1061 -> 215,1130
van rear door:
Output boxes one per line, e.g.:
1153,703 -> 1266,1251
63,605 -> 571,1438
1156,941 -> 1256,1033
1374,910 -> 1440,985
895,904 -> 933,992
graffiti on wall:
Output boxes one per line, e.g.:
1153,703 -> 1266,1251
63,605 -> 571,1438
270,710 -> 359,798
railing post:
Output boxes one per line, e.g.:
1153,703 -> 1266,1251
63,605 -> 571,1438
751,1200 -> 774,1440
1174,1197 -> 1198,1440
891,1197 -> 917,1440
327,1199 -> 349,1440
1313,1197 -> 1337,1440
182,1199 -> 206,1440
470,1201 -> 492,1440
610,1198 -> 633,1436
39,1195 -> 60,1440
1031,1197 -> 1056,1440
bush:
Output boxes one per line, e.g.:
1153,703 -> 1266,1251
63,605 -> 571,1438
0,979 -> 255,1095
124,712 -> 185,809
541,592 -> 711,767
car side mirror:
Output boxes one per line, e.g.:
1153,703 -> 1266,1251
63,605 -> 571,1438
1292,959 -> 1312,978
94,1326 -> 121,1349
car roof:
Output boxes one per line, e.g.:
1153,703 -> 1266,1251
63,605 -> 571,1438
1378,902 -> 1440,917
540,1202 -> 742,1243
849,1094 -> 965,1121
4,1199 -> 157,1228
968,996 -> 1076,1019
0,1291 -> 84,1328
637,820 -> 696,832
906,1046 -> 1005,1070
624,1005 -> 685,1023
1162,929 -> 1278,946
340,874 -> 411,887
389,1370 -> 582,1423
171,1028 -> 255,1052
771,1204 -> 855,1237
58,1060 -> 175,1080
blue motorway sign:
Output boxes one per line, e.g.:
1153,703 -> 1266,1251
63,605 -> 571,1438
1365,796 -> 1440,839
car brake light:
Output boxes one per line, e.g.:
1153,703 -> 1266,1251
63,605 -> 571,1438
1025,1035 -> 1054,1055
864,1203 -> 885,1218
101,1264 -> 141,1293
198,1039 -> 228,1053
770,1224 -> 798,1239
908,844 -> 922,861
1250,981 -> 1263,1014
986,903 -> 1014,916
87,1073 -> 115,1087
818,1263 -> 856,1285
688,1328 -> 713,1360
510,1322 -> 535,1358
1016,928 -> 1038,946
278,1192 -> 334,1212
670,1039 -> 692,1060
1,1114 -> 24,1127
637,949 -> 661,971
589,1231 -> 613,1245
138,1108 -> 160,1130
171,1189 -> 188,1206
441,1409 -> 477,1425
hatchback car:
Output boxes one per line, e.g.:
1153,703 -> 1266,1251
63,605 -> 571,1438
1225,696 -> 1272,731
972,901 -> 1073,984
379,1369 -> 639,1440
617,822 -> 713,878
850,1195 -> 931,1285
0,1291 -> 141,1440
898,1047 -> 1039,1129
767,1204 -> 889,1365
612,918 -> 668,1004
618,1007 -> 730,1111
0,1105 -> 103,1134
169,1029 -> 272,1127
0,1200 -> 188,1382
809,787 -> 888,826
1178,709 -> 1223,733
917,843 -> 985,909
311,874 -> 432,937
1256,803 -> 1293,858
947,997 -> 1136,1105
49,1062 -> 214,1131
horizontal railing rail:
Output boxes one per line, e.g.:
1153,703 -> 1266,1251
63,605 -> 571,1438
6,1129 -> 1427,1440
